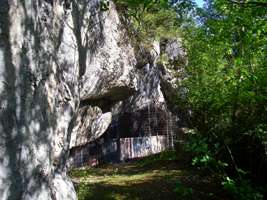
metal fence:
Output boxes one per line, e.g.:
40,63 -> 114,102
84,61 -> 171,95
120,135 -> 170,160
69,104 -> 178,168
69,134 -> 172,168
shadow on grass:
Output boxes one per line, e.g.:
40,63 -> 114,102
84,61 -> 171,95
75,176 -> 179,200
70,150 -> 194,178
75,175 -> 229,200
72,163 -> 230,200
70,152 -> 231,200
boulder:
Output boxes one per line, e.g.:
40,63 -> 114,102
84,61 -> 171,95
70,106 -> 112,148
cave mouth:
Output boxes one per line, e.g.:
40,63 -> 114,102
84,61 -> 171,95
69,105 -> 178,168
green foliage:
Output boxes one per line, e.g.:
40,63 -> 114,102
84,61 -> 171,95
252,124 -> 267,140
140,9 -> 179,40
177,0 -> 267,198
185,134 -> 228,172
69,168 -> 91,178
182,0 -> 267,136
184,131 -> 265,200
70,169 -> 92,200
158,150 -> 178,160
174,180 -> 193,199
76,181 -> 92,200
114,0 -> 182,44
222,177 -> 264,200
177,0 -> 266,177
137,150 -> 178,167
100,0 -> 110,11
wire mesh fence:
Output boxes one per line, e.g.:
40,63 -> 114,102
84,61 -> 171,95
69,103 -> 178,168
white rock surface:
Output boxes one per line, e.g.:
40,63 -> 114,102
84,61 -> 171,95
91,112 -> 112,141
69,107 -> 113,148
79,1 -> 137,101
0,0 -> 78,199
69,1 -> 138,149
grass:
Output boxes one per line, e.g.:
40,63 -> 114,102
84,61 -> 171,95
69,151 -> 231,200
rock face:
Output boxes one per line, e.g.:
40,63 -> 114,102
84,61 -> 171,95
0,0 -> 183,198
111,40 -> 182,139
69,106 -> 112,148
76,0 -> 137,101
159,39 -> 187,107
68,37 -> 185,167
0,0 -> 139,199
0,0 -> 79,199
69,0 -> 137,148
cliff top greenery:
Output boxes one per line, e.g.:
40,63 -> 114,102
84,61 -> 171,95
113,0 -> 183,42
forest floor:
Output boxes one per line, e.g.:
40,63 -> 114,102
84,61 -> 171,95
70,152 -> 231,200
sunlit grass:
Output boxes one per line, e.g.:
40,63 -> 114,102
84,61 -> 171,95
70,151 -> 228,200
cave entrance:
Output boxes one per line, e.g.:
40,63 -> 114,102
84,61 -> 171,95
69,104 -> 178,168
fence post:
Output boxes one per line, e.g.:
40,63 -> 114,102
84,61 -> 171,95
116,120 -> 121,162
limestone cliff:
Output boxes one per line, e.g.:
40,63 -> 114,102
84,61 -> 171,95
69,0 -> 137,150
0,0 -> 79,199
0,0 -> 182,199
0,0 -> 140,199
